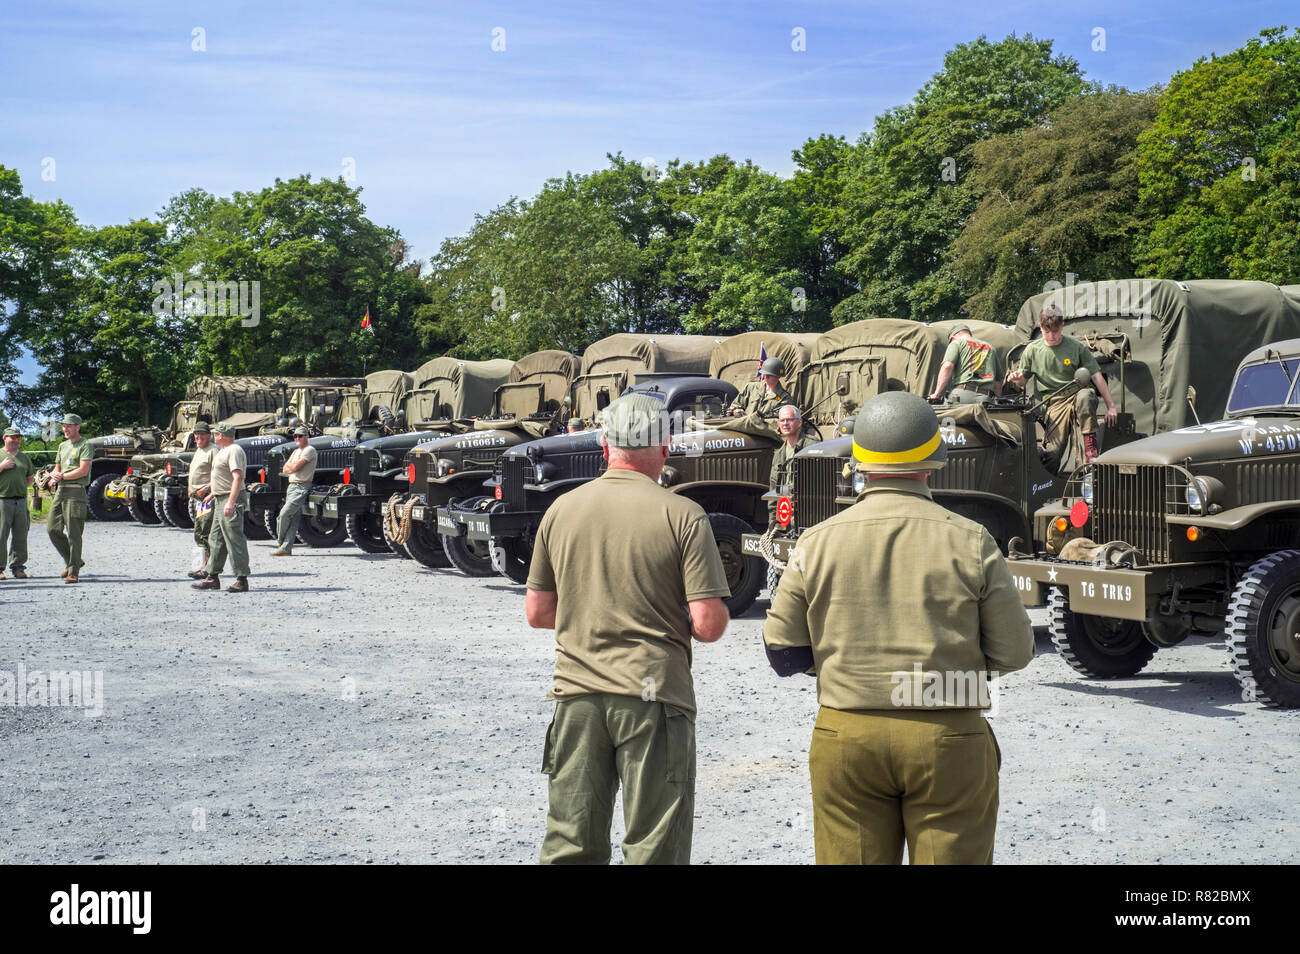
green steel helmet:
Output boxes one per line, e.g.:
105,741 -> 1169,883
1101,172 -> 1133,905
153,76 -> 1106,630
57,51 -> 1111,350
760,356 -> 785,376
851,391 -> 947,473
836,417 -> 854,437
948,323 -> 972,339
599,393 -> 670,449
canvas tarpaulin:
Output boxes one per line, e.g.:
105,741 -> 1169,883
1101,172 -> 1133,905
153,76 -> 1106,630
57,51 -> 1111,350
404,358 -> 514,423
708,332 -> 822,407
574,334 -> 725,418
803,319 -> 951,423
172,375 -> 283,432
360,369 -> 414,420
1016,280 -> 1300,437
495,350 -> 582,418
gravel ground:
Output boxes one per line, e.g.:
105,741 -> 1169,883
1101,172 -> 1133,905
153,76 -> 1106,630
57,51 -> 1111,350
2,520 -> 1296,864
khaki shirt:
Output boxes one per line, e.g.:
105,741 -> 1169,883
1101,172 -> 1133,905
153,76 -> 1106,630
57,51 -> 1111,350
210,443 -> 248,496
285,444 -> 318,484
768,433 -> 815,520
763,478 -> 1034,710
527,468 -> 732,721
943,336 -> 1003,391
1019,336 -> 1100,395
188,444 -> 218,494
0,448 -> 35,498
729,381 -> 794,419
56,438 -> 93,487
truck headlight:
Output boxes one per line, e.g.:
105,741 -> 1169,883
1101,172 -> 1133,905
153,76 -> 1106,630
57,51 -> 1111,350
1184,476 -> 1223,514
1081,472 -> 1093,505
851,471 -> 867,495
1185,481 -> 1203,513
437,458 -> 455,477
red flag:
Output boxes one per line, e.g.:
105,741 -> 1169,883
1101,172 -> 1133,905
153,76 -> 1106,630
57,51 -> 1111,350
361,308 -> 374,335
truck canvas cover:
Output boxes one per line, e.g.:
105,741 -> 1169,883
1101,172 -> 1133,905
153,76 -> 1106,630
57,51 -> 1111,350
708,332 -> 822,407
573,334 -> 725,418
359,369 -> 414,420
803,319 -> 947,422
1017,280 -> 1300,437
170,375 -> 283,432
405,358 -> 514,423
495,350 -> 582,418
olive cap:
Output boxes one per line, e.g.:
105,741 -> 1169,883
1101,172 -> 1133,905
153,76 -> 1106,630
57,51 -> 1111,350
210,422 -> 235,436
192,421 -> 211,434
948,323 -> 971,339
760,356 -> 785,376
61,413 -> 83,426
600,393 -> 669,449
293,426 -> 310,436
566,417 -> 583,428
3,426 -> 21,437
851,392 -> 947,473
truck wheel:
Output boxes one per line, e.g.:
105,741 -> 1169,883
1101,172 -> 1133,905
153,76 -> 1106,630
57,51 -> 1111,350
491,537 -> 531,584
766,562 -> 782,599
87,473 -> 130,522
295,511 -> 348,547
127,491 -> 161,525
153,493 -> 171,526
1226,550 -> 1300,708
404,520 -> 451,568
345,509 -> 391,554
163,491 -> 194,529
260,505 -> 278,538
381,495 -> 413,558
1047,587 -> 1156,677
244,509 -> 272,540
708,512 -> 763,618
443,534 -> 496,577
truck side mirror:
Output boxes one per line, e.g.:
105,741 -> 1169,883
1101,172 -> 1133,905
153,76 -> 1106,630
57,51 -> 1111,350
836,372 -> 850,396
1187,386 -> 1201,425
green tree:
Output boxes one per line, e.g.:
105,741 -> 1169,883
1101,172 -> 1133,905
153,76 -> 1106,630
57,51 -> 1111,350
952,90 -> 1159,323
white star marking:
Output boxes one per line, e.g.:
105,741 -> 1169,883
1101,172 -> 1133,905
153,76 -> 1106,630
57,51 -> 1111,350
1047,567 -> 1058,582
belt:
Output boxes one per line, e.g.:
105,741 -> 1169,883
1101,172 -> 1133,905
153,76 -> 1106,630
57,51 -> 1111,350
953,384 -> 994,394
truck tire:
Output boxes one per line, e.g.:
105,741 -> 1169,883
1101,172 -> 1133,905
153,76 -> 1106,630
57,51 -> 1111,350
153,493 -> 171,526
244,510 -> 272,540
381,495 -> 413,559
261,504 -> 279,538
162,491 -> 193,529
1226,550 -> 1300,708
708,512 -> 763,618
443,533 -> 496,577
1047,587 -> 1156,678
404,519 -> 451,568
127,490 -> 161,525
295,508 -> 348,547
87,473 -> 130,522
345,508 -> 390,554
766,562 -> 782,599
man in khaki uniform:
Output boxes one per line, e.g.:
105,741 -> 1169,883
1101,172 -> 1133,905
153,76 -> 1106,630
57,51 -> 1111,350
270,426 -> 317,556
768,405 -> 814,523
1006,304 -> 1118,466
763,391 -> 1035,864
928,324 -> 1004,404
0,426 -> 36,580
192,422 -> 251,592
728,356 -> 794,419
186,421 -> 218,579
46,413 -> 94,583
525,393 -> 731,864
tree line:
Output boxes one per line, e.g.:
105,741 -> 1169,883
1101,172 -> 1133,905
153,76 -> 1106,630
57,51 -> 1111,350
2,28 -> 1297,433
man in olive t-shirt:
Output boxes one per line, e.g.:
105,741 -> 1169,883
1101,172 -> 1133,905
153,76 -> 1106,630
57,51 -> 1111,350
192,422 -> 251,592
186,422 -> 219,578
271,427 -> 318,556
47,413 -> 94,583
0,426 -> 36,580
928,325 -> 1003,404
525,393 -> 731,864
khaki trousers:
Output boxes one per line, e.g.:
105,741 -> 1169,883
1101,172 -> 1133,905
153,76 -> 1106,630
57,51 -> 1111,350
1042,388 -> 1099,468
47,485 -> 87,572
276,482 -> 310,551
0,497 -> 30,572
540,694 -> 695,865
809,706 -> 1001,865
205,491 -> 250,577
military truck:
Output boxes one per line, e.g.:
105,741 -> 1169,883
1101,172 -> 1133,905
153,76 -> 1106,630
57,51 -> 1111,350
392,349 -> 582,571
82,376 -> 284,521
303,357 -> 514,554
246,369 -> 413,546
436,333 -> 729,585
1004,286 -> 1300,707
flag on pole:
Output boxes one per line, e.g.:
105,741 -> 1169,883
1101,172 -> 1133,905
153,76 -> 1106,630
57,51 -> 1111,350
757,342 -> 767,377
361,308 -> 374,336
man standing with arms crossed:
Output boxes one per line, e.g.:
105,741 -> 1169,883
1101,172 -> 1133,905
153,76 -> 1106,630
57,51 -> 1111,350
46,413 -> 93,584
0,426 -> 36,580
270,426 -> 316,556
192,422 -> 251,592
185,421 -> 218,579
525,393 -> 731,864
763,391 -> 1034,864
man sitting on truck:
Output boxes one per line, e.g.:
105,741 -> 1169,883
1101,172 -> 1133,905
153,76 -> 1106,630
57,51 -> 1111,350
1006,304 -> 1118,467
928,324 -> 1003,404
769,405 -> 814,524
728,357 -> 794,419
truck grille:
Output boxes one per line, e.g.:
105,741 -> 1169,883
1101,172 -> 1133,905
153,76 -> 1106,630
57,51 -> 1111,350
1093,464 -> 1170,563
792,456 -> 840,531
314,448 -> 356,470
502,456 -> 528,510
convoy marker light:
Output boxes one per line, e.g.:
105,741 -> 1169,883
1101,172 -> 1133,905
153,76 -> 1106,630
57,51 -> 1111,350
1187,526 -> 1201,542
259,468 -> 266,483
126,466 -> 132,476
166,462 -> 172,476
494,485 -> 503,500
342,468 -> 351,485
1069,500 -> 1089,528
1055,517 -> 1068,533
408,463 -> 416,483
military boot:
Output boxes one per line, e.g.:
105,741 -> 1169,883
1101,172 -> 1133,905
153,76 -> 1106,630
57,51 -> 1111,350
226,577 -> 250,593
191,575 -> 221,590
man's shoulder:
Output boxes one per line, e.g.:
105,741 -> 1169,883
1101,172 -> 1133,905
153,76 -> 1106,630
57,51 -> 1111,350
801,490 -> 986,542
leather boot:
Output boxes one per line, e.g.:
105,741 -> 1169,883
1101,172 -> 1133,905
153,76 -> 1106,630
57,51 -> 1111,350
191,575 -> 221,590
226,577 -> 250,593
1084,433 -> 1100,463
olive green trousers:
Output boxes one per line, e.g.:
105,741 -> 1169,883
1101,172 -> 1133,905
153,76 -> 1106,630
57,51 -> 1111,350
193,504 -> 213,552
540,694 -> 695,865
204,491 -> 250,578
46,486 -> 87,573
809,706 -> 1001,865
0,496 -> 30,572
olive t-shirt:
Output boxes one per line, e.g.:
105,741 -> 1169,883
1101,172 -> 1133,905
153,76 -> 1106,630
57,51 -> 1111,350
1019,336 -> 1100,395
0,448 -> 34,498
943,336 -> 1003,391
210,443 -> 248,496
286,445 -> 318,484
526,468 -> 732,721
188,444 -> 218,494
56,438 -> 93,487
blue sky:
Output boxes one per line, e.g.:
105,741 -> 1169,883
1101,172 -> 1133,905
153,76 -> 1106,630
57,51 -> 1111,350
3,0 -> 1294,384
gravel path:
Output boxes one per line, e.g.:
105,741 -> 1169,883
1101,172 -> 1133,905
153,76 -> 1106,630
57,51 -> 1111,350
3,521 -> 1296,864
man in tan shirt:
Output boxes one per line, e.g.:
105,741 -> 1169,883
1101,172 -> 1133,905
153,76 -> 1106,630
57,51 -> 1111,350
764,391 -> 1034,864
525,393 -> 730,864
192,422 -> 251,592
271,426 -> 317,556
186,421 -> 219,579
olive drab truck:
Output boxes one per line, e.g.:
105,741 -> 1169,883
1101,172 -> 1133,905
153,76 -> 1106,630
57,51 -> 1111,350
396,349 -> 582,573
304,357 -> 514,555
1003,282 -> 1300,707
437,333 -> 731,588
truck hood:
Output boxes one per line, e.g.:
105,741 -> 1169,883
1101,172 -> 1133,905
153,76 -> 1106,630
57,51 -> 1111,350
501,429 -> 604,460
1096,414 -> 1300,466
668,427 -> 776,457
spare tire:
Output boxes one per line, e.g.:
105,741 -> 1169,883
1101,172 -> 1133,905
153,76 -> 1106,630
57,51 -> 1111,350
370,404 -> 398,431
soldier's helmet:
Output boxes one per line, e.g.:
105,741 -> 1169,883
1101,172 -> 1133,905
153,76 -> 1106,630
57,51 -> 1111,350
851,391 -> 947,473
948,323 -> 972,339
760,357 -> 785,377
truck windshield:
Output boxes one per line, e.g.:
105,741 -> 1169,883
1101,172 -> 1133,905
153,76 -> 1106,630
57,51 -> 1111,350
1228,358 -> 1300,413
